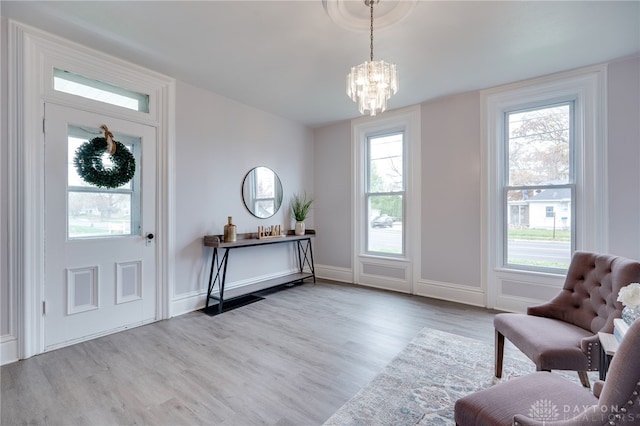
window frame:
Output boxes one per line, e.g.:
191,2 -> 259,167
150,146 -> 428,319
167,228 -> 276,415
364,130 -> 406,256
501,101 -> 576,273
482,65 -> 607,311
351,105 -> 421,294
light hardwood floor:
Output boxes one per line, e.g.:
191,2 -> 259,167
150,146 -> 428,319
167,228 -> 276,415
1,280 -> 500,425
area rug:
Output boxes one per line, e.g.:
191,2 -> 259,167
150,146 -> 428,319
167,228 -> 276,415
323,328 -> 597,426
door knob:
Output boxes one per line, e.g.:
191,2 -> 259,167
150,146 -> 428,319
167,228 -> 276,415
146,233 -> 154,240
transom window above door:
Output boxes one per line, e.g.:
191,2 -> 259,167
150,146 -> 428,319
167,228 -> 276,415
54,68 -> 150,113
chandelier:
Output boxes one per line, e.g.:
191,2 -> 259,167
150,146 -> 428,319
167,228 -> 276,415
346,0 -> 398,116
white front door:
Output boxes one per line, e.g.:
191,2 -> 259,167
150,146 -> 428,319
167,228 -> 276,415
44,103 -> 157,351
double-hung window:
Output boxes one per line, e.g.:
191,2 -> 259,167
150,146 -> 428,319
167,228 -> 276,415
504,103 -> 574,271
366,131 -> 405,255
483,66 -> 606,309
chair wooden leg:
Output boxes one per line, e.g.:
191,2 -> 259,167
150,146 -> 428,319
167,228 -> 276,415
578,371 -> 590,388
495,329 -> 505,378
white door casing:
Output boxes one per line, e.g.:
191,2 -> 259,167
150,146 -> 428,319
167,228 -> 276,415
44,104 -> 157,350
6,22 -> 174,362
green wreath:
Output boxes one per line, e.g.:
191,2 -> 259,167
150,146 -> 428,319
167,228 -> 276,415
73,136 -> 136,189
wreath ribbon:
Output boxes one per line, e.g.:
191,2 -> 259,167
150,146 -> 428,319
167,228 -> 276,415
100,124 -> 116,154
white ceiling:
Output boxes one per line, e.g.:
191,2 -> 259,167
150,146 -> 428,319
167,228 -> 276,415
2,1 -> 639,127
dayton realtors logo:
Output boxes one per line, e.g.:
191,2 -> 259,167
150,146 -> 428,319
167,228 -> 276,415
529,399 -> 639,423
529,399 -> 560,421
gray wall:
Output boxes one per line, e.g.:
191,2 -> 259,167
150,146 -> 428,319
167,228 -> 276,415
312,120 -> 352,270
608,57 -> 640,258
312,55 -> 640,291
172,81 -> 314,313
420,92 -> 481,287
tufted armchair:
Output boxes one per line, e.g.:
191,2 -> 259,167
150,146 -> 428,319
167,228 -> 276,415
494,251 -> 640,388
454,319 -> 640,426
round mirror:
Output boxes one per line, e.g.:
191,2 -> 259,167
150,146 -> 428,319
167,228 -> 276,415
242,166 -> 283,219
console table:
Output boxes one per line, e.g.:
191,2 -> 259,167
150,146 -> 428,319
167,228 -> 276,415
203,230 -> 315,314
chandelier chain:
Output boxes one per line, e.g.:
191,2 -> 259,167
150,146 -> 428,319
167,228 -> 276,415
369,0 -> 374,61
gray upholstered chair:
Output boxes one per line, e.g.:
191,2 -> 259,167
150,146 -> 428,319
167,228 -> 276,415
454,319 -> 640,426
494,251 -> 640,388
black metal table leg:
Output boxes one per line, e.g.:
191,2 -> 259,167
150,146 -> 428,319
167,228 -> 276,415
296,238 -> 315,283
206,247 -> 230,312
218,249 -> 230,313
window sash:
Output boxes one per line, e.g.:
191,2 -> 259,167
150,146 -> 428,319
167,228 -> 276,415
501,101 -> 575,273
365,131 -> 405,256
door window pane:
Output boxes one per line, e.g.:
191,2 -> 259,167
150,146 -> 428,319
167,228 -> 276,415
67,125 -> 141,239
68,192 -> 132,238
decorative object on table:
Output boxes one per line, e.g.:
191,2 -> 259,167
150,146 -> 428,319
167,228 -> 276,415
346,0 -> 398,117
291,191 -> 313,236
258,225 -> 284,239
73,124 -> 136,188
223,216 -> 237,242
617,282 -> 640,325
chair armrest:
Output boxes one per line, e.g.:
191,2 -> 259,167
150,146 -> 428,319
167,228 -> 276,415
580,334 -> 601,370
526,303 -> 565,320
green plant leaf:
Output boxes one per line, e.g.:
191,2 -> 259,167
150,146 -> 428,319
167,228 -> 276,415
291,192 -> 313,221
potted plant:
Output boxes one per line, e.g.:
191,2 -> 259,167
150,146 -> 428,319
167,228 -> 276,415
291,192 -> 313,235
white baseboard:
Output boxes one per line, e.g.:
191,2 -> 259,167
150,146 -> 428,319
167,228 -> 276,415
315,266 -> 488,307
1,335 -> 18,366
493,295 -> 538,314
414,279 -> 486,307
170,269 -> 305,317
170,289 -> 206,317
169,267 -> 497,318
315,264 -> 353,283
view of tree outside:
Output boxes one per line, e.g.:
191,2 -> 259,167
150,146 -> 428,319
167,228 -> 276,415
67,131 -> 137,239
505,103 -> 573,270
367,132 -> 404,255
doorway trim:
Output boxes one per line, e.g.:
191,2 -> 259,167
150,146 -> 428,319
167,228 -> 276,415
8,21 -> 175,360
